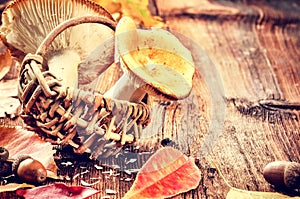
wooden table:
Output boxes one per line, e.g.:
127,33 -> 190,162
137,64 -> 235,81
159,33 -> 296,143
1,0 -> 299,198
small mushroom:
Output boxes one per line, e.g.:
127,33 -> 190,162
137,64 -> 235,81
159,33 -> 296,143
0,0 -> 116,88
12,155 -> 47,184
104,16 -> 195,103
263,161 -> 300,190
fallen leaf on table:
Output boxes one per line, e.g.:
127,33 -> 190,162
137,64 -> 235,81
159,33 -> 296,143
0,97 -> 20,117
0,183 -> 34,193
0,78 -> 18,97
0,40 -> 13,80
0,127 -> 57,173
123,147 -> 201,199
95,0 -> 164,27
16,182 -> 100,199
209,160 -> 300,199
0,78 -> 20,117
226,188 -> 300,199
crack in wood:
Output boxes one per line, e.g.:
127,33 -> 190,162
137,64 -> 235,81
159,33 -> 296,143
259,99 -> 300,111
157,9 -> 300,27
228,98 -> 299,123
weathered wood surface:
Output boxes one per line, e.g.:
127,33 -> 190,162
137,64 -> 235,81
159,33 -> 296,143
1,0 -> 300,198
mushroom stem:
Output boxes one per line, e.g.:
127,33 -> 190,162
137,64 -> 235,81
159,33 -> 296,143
104,72 -> 147,103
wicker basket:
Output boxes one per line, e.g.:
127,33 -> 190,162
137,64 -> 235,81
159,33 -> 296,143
17,16 -> 151,159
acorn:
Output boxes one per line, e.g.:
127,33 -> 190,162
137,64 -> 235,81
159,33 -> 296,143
12,155 -> 47,184
263,161 -> 300,190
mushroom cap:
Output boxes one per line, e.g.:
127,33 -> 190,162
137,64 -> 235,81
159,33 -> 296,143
116,16 -> 195,100
0,0 -> 115,66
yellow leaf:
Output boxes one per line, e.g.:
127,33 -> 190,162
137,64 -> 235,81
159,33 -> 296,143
0,183 -> 34,193
93,0 -> 165,27
227,188 -> 300,199
209,159 -> 300,199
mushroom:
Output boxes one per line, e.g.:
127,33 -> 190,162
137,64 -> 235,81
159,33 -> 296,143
0,0 -> 116,88
104,16 -> 195,103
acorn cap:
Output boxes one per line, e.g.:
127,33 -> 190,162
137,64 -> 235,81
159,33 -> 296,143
12,155 -> 47,184
0,147 -> 9,162
263,161 -> 300,190
284,162 -> 300,189
0,162 -> 11,176
0,0 -> 115,85
116,16 -> 195,100
12,155 -> 32,175
0,147 -> 10,176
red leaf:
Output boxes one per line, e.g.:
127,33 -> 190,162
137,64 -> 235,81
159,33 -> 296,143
16,182 -> 100,199
0,127 -> 57,173
123,147 -> 201,199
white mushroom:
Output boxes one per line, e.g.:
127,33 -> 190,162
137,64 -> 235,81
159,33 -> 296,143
104,16 -> 195,103
0,0 -> 116,88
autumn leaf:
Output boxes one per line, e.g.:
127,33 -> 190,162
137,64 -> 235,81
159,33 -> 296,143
0,78 -> 19,117
0,183 -> 34,193
0,96 -> 20,117
226,188 -> 300,199
0,40 -> 13,80
16,182 -> 100,199
123,147 -> 201,199
209,160 -> 300,199
0,127 -> 57,173
94,0 -> 164,27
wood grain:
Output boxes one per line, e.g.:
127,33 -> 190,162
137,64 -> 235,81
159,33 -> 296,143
158,0 -> 300,197
1,0 -> 300,198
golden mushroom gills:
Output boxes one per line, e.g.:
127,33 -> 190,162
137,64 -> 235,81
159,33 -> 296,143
104,16 -> 195,102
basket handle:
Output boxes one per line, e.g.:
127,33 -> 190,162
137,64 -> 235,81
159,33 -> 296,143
36,15 -> 116,58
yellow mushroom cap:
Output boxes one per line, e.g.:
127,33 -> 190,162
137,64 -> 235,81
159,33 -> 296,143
116,16 -> 195,100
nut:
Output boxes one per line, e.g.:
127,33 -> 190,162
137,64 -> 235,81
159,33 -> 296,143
263,161 -> 300,190
12,155 -> 47,184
